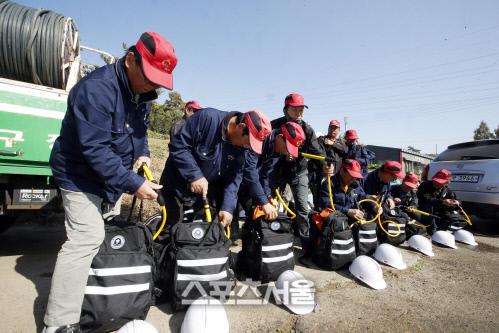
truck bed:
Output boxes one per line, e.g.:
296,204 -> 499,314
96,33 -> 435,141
0,78 -> 68,176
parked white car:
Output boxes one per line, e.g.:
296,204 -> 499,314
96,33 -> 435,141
424,139 -> 499,219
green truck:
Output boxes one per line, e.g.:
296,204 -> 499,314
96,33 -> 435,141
0,77 -> 68,218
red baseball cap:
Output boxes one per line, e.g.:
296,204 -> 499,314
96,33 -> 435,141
281,122 -> 305,158
244,110 -> 272,154
284,93 -> 308,108
345,129 -> 358,140
135,32 -> 177,90
382,161 -> 405,179
185,100 -> 203,110
432,169 -> 452,184
342,159 -> 363,179
329,120 -> 340,127
403,172 -> 419,189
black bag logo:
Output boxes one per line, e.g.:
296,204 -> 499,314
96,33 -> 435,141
110,235 -> 125,249
270,221 -> 281,231
191,227 -> 204,240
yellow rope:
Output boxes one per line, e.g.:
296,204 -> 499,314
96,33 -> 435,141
275,188 -> 297,219
153,206 -> 167,240
356,198 -> 402,237
142,164 -> 167,241
458,205 -> 473,225
327,175 -> 335,211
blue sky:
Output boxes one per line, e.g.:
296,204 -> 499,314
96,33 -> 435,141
22,0 -> 499,154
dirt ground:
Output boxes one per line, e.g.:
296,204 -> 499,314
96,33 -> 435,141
0,213 -> 497,333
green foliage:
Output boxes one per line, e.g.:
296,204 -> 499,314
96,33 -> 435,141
473,121 -> 496,140
149,91 -> 185,136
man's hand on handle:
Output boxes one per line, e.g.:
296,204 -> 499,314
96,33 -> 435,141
218,210 -> 233,227
135,180 -> 162,200
190,177 -> 209,198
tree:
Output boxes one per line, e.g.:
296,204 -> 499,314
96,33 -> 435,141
473,121 -> 495,140
495,125 -> 499,139
149,91 -> 184,136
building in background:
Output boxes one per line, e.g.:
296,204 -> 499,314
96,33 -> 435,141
366,145 -> 433,176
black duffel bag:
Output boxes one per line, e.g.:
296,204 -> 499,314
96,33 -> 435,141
238,212 -> 295,282
438,210 -> 468,232
80,220 -> 155,333
378,207 -> 410,245
167,217 -> 234,311
352,220 -> 378,256
310,209 -> 356,270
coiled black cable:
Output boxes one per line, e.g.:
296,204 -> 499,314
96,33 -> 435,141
0,1 -> 78,89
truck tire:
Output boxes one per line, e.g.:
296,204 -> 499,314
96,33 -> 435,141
0,216 -> 15,234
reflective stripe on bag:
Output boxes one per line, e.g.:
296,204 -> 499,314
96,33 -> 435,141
177,257 -> 228,267
262,252 -> 294,263
85,283 -> 150,295
89,265 -> 151,276
331,247 -> 356,255
176,271 -> 228,281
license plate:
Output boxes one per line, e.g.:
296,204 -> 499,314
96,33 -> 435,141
451,174 -> 479,183
18,189 -> 52,203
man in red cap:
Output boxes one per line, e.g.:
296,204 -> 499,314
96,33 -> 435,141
318,159 -> 381,221
363,161 -> 406,209
170,100 -> 203,138
235,122 -> 306,229
310,119 -> 348,206
344,129 -> 375,177
270,93 -> 333,257
391,172 -> 419,207
417,169 -> 460,234
45,32 -> 177,332
160,108 -> 271,228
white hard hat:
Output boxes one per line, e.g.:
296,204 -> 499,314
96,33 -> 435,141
432,230 -> 458,249
373,243 -> 407,270
274,270 -> 315,315
453,229 -> 478,246
117,320 -> 158,333
408,235 -> 434,257
181,297 -> 229,333
348,255 -> 387,290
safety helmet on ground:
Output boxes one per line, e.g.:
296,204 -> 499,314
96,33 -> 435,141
117,320 -> 158,333
274,270 -> 315,315
373,243 -> 407,270
453,229 -> 478,246
348,255 -> 387,290
407,235 -> 434,257
431,230 -> 458,249
181,297 -> 229,333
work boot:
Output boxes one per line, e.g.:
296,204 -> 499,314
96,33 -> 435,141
42,324 -> 81,333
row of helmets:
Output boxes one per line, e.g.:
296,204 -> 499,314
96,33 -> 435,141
116,230 -> 478,332
349,229 -> 478,290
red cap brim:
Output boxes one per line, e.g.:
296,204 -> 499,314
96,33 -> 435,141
142,61 -> 173,90
249,132 -> 263,154
403,181 -> 418,189
432,177 -> 449,184
346,168 -> 363,179
285,140 -> 299,158
394,171 -> 406,179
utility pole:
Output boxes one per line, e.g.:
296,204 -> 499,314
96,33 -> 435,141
435,144 -> 438,155
344,117 -> 348,132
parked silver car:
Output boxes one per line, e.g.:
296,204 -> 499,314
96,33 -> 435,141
424,139 -> 499,219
